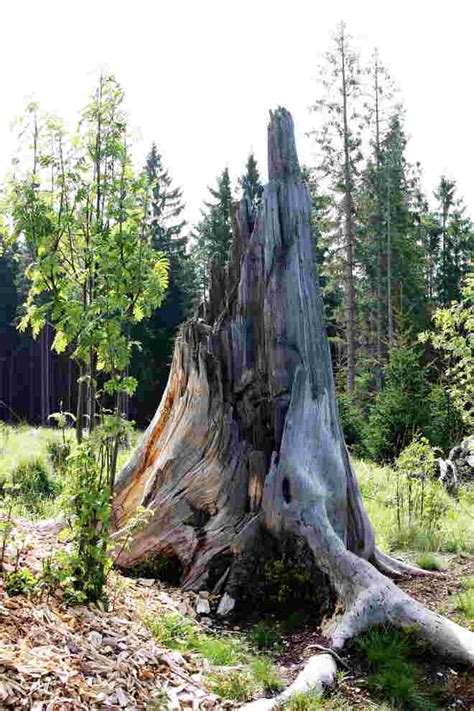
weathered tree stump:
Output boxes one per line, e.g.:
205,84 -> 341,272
113,109 -> 473,667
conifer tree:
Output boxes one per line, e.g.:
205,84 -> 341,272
192,167 -> 233,294
238,153 -> 263,223
130,144 -> 195,424
433,177 -> 473,306
310,22 -> 363,393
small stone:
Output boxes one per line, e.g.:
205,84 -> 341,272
196,597 -> 211,615
138,578 -> 155,587
86,631 -> 103,646
102,636 -> 120,648
217,593 -> 235,617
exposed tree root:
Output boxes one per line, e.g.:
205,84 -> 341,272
372,548 -> 436,578
240,654 -> 337,711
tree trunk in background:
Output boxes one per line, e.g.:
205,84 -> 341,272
113,109 -> 474,666
341,35 -> 357,394
374,57 -> 384,391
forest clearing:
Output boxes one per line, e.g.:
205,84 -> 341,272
0,3 -> 473,709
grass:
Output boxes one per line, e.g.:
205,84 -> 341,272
452,577 -> 474,628
250,621 -> 282,650
0,424 -> 139,518
146,611 -> 284,701
275,690 -> 326,710
274,689 -> 387,710
354,458 -> 474,555
355,628 -> 439,710
415,553 -> 445,571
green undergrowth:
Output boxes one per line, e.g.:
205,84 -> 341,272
355,627 -> 443,709
274,690 -> 387,710
145,611 -> 284,701
353,457 -> 474,555
0,424 -> 138,519
0,425 -> 71,517
415,553 -> 445,571
447,576 -> 474,629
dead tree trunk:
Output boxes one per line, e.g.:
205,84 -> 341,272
113,109 -> 473,666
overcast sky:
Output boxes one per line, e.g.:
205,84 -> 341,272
1,0 -> 472,227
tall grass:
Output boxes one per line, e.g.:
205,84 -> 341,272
354,458 -> 474,555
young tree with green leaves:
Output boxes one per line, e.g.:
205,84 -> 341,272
6,78 -> 168,450
4,76 -> 169,600
420,272 -> 474,429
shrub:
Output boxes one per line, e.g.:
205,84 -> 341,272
10,458 -> 58,510
46,439 -> 71,480
424,385 -> 466,455
64,437 -> 113,603
5,569 -> 38,596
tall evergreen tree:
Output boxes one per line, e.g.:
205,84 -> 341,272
379,115 -> 427,342
310,22 -> 363,393
130,144 -> 194,425
192,167 -> 233,294
238,153 -> 263,222
362,52 -> 399,387
433,177 -> 473,306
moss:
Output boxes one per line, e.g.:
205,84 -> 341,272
229,530 -> 336,624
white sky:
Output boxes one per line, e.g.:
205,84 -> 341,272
1,0 -> 472,227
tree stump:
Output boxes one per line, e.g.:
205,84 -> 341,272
113,109 -> 473,666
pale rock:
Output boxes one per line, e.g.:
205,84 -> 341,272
86,631 -> 103,646
216,593 -> 235,617
196,598 -> 211,615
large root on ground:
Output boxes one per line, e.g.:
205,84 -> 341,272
113,108 -> 474,678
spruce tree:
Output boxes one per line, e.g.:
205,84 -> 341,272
130,144 -> 194,425
310,22 -> 363,393
379,115 -> 427,342
433,177 -> 473,306
238,153 -> 263,222
192,167 -> 233,294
